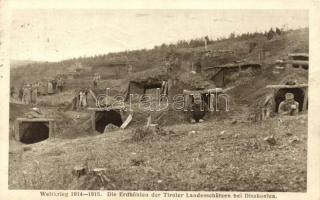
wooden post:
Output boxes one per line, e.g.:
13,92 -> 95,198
303,87 -> 308,111
14,120 -> 20,141
48,121 -> 53,137
183,90 -> 189,111
261,108 -> 265,120
91,111 -> 96,131
209,92 -> 215,111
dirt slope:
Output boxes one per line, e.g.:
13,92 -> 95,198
9,114 -> 307,191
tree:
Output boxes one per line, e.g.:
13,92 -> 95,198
267,28 -> 275,40
229,32 -> 235,39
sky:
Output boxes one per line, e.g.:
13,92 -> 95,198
10,9 -> 308,62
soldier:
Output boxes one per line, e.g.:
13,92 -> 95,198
24,84 -> 32,104
278,92 -> 299,116
52,79 -> 58,92
93,76 -> 98,89
57,78 -> 64,92
18,86 -> 23,102
189,93 -> 207,123
47,81 -> 54,95
31,83 -> 38,105
79,89 -> 87,108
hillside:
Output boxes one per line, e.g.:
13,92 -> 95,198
9,114 -> 307,191
10,28 -> 308,88
9,27 -> 309,191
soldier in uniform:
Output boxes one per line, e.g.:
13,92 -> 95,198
278,92 -> 299,116
189,93 -> 207,123
57,78 -> 64,92
47,81 -> 54,95
31,83 -> 38,105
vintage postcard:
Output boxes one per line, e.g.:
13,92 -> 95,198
0,0 -> 320,199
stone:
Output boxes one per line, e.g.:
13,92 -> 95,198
264,135 -> 276,145
23,146 -> 32,151
104,123 -> 119,133
286,132 -> 293,136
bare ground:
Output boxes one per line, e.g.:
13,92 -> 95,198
9,113 -> 307,191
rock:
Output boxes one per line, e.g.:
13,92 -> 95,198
104,124 -> 119,133
290,137 -> 301,144
231,120 -> 237,124
130,158 -> 144,166
23,146 -> 32,151
188,130 -> 196,135
264,135 -> 276,145
286,132 -> 293,136
91,168 -> 107,175
233,133 -> 240,138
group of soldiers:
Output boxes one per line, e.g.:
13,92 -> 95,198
10,77 -> 65,105
47,77 -> 65,95
16,82 -> 40,105
70,89 -> 89,110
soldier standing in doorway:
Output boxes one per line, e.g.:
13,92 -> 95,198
278,93 -> 299,116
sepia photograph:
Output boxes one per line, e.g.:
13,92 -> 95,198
6,6 -> 312,195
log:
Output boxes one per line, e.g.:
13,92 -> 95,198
120,114 -> 133,129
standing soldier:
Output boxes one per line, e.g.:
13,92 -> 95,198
52,79 -> 58,93
189,93 -> 207,123
25,84 -> 32,104
93,75 -> 98,89
48,81 -> 54,95
79,90 -> 85,108
22,84 -> 28,104
57,78 -> 64,92
31,83 -> 38,105
19,86 -> 23,102
278,93 -> 299,115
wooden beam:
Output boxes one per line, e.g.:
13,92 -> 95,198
16,118 -> 55,122
284,60 -> 308,65
89,90 -> 98,104
87,106 -> 125,111
120,114 -> 133,129
266,84 -> 308,89
183,88 -> 223,95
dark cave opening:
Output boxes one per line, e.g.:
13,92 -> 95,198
20,122 -> 49,144
95,110 -> 123,133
